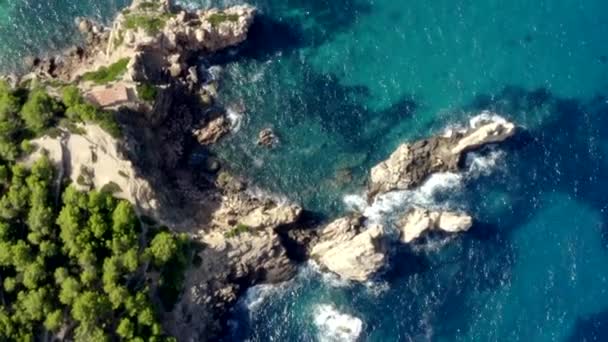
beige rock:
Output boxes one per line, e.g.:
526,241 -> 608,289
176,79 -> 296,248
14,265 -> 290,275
311,217 -> 386,282
193,116 -> 230,145
451,120 -> 516,154
257,128 -> 278,147
240,205 -> 302,229
399,207 -> 473,243
370,116 -> 516,197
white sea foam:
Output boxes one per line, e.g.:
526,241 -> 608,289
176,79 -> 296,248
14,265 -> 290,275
226,106 -> 244,132
465,149 -> 506,178
345,172 -> 463,225
469,110 -> 510,129
343,113 -> 510,225
442,111 -> 509,137
313,304 -> 363,342
241,283 -> 285,312
307,261 -> 352,288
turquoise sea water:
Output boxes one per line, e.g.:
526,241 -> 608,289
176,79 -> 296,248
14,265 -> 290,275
3,0 -> 608,341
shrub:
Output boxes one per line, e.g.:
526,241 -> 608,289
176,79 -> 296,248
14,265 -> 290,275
136,83 -> 157,102
20,88 -> 61,134
123,13 -> 172,35
82,58 -> 130,85
224,223 -> 249,238
207,13 -> 239,27
100,182 -> 122,194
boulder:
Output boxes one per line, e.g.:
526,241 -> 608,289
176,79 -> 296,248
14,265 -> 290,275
311,216 -> 386,282
399,207 -> 473,243
193,115 -> 230,145
257,128 -> 278,147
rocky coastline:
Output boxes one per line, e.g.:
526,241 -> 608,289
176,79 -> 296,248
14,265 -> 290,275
6,0 -> 520,340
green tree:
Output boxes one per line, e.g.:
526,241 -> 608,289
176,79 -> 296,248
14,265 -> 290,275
116,318 -> 134,339
148,231 -> 177,267
59,277 -> 81,305
22,259 -> 46,289
20,88 -> 61,134
72,291 -> 111,325
3,277 -> 17,293
61,85 -> 83,108
44,310 -> 63,332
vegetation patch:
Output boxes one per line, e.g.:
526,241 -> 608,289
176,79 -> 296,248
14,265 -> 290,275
100,181 -> 122,194
62,86 -> 122,138
207,12 -> 239,27
123,13 -> 173,35
136,83 -> 158,102
0,156 -> 191,340
137,1 -> 161,11
224,223 -> 250,238
81,58 -> 130,85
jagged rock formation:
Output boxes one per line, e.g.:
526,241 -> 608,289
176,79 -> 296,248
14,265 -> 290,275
307,115 -> 517,282
399,207 -> 473,243
167,180 -> 302,341
369,117 -> 516,197
107,0 -> 255,84
310,216 -> 386,282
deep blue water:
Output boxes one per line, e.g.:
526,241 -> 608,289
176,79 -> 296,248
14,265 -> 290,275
3,0 -> 608,341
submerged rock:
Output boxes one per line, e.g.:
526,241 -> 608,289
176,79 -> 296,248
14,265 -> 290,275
311,216 -> 387,282
399,207 -> 473,243
370,115 -> 516,197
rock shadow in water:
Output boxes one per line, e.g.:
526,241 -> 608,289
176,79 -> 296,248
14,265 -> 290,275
568,309 -> 608,342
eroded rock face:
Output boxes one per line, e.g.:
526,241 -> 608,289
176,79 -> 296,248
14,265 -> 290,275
167,185 -> 302,341
108,2 -> 256,73
311,216 -> 386,282
399,207 -> 473,243
370,116 -> 516,197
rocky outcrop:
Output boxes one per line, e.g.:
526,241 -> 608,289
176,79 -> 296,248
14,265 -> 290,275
399,207 -> 473,243
257,128 -> 279,147
306,115 -> 515,283
370,116 -> 516,197
193,115 -> 231,145
167,182 -> 302,341
108,1 -> 255,82
26,124 -> 159,213
310,216 -> 386,282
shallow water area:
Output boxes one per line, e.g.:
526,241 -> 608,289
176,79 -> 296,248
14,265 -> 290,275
3,0 -> 608,341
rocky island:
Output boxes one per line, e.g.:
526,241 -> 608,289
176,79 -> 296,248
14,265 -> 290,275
0,0 -> 519,341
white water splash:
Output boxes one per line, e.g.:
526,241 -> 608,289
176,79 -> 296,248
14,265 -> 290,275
307,261 -> 352,288
226,106 -> 244,132
344,172 -> 463,225
443,111 -> 510,137
241,283 -> 286,313
344,113 -> 510,225
469,110 -> 511,128
313,304 -> 363,342
465,149 -> 506,178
